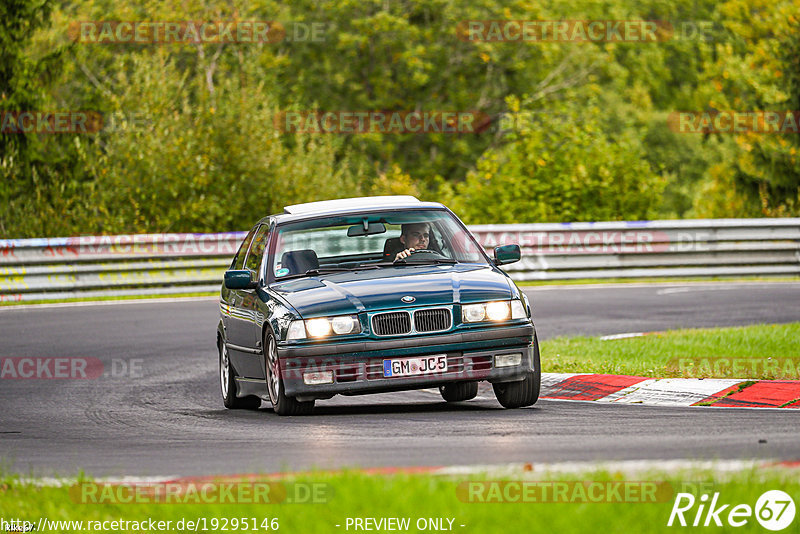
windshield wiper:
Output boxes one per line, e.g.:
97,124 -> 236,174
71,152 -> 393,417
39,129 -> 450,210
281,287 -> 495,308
274,267 -> 354,281
400,258 -> 458,265
370,258 -> 458,267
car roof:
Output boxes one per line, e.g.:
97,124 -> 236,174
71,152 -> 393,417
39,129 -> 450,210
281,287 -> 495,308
260,196 -> 448,225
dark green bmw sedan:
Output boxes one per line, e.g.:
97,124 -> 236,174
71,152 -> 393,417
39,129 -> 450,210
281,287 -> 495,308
217,196 -> 540,415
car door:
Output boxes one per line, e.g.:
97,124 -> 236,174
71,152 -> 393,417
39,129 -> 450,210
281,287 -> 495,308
224,225 -> 258,377
228,223 -> 270,379
222,225 -> 256,344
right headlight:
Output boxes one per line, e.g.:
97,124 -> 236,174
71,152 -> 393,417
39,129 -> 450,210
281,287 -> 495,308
462,299 -> 527,323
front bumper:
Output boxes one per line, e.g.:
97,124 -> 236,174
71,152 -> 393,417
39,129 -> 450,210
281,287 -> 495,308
277,324 -> 535,398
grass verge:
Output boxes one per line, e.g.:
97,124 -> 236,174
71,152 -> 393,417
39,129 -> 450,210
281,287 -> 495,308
541,323 -> 800,379
1,469 -> 798,533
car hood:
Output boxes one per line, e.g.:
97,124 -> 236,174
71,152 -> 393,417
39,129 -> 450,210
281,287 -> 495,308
271,264 -> 513,317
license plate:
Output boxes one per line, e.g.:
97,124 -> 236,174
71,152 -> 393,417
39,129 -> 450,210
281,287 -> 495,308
383,355 -> 448,378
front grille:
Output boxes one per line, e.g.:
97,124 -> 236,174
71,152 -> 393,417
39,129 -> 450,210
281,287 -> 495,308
413,308 -> 451,332
372,311 -> 411,336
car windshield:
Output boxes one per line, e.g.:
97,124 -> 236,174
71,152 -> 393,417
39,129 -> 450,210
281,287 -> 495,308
270,209 -> 488,280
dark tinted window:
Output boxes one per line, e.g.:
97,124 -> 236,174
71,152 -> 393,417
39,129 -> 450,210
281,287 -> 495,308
245,225 -> 270,274
231,226 -> 258,270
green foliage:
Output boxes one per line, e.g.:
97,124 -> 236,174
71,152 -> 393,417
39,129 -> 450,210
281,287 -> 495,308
80,53 -> 365,233
2,0 -> 799,237
691,1 -> 800,217
0,0 -> 76,236
444,96 -> 665,223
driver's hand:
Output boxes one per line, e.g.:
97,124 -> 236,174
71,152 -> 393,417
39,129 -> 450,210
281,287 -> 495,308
394,248 -> 416,261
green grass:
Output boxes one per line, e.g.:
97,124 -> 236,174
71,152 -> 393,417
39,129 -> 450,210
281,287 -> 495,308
517,276 -> 800,286
1,469 -> 798,533
541,323 -> 800,379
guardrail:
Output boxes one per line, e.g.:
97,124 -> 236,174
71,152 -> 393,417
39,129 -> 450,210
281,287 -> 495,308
470,218 -> 800,281
1,219 -> 798,302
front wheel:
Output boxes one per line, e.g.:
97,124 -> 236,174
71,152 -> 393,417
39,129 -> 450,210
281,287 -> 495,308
219,339 -> 261,409
265,331 -> 315,416
493,335 -> 541,409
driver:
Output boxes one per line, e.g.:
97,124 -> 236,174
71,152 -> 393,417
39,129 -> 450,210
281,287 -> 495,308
394,222 -> 430,261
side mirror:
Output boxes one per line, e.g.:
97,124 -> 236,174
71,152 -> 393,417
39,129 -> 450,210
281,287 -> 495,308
224,270 -> 257,290
494,244 -> 521,265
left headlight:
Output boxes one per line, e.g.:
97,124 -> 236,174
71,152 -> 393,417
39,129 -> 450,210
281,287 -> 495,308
462,299 -> 527,323
286,315 -> 361,340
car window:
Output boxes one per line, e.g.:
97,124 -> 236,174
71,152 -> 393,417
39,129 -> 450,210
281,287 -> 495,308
245,224 -> 270,274
271,210 -> 487,279
278,224 -> 401,258
231,226 -> 258,270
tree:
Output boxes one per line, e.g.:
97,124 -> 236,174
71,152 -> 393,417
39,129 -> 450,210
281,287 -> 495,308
692,1 -> 800,216
442,95 -> 665,223
0,0 -> 72,236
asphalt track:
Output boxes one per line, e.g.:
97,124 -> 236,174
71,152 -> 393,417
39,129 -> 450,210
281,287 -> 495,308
1,281 -> 799,477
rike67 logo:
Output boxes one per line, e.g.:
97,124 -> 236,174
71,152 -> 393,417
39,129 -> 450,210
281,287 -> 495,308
668,490 -> 795,530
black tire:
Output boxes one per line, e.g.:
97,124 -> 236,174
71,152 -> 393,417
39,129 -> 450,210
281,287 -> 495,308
264,330 -> 315,416
493,334 -> 541,409
440,381 -> 479,402
219,338 -> 261,410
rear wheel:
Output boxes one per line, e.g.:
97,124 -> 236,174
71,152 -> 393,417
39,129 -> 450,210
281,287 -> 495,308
219,339 -> 261,409
440,381 -> 479,402
493,335 -> 541,409
265,331 -> 315,416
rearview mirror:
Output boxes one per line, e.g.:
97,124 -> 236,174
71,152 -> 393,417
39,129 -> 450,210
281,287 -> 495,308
347,221 -> 386,237
494,244 -> 521,265
224,270 -> 257,290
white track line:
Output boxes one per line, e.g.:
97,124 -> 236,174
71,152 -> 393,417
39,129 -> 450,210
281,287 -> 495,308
598,332 -> 649,340
526,281 -> 800,291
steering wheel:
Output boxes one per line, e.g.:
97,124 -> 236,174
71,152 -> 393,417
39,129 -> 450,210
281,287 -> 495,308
394,248 -> 448,262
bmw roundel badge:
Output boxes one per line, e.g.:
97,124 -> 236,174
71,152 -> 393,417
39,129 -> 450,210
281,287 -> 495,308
401,295 -> 416,303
